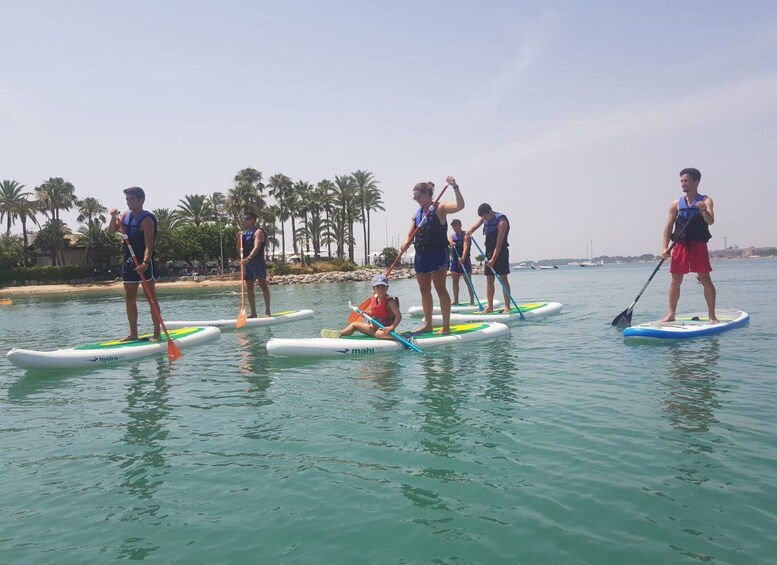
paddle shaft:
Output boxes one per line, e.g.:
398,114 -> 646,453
452,243 -> 482,310
117,219 -> 181,359
349,302 -> 422,353
470,236 -> 525,320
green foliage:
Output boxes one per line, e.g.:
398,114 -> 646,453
0,234 -> 25,269
0,265 -> 93,285
380,247 -> 398,267
330,257 -> 357,272
269,261 -> 292,275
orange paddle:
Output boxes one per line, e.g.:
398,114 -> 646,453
236,234 -> 248,328
347,184 -> 449,323
117,217 -> 182,360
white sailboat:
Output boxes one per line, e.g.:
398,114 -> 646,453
579,241 -> 603,267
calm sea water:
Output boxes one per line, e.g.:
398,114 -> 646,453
1,260 -> 776,564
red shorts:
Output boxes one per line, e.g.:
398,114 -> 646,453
670,240 -> 712,275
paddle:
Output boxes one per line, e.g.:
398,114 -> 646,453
236,234 -> 248,328
349,301 -> 423,353
470,236 -> 526,320
347,183 -> 450,323
117,218 -> 183,360
452,243 -> 483,311
611,214 -> 694,328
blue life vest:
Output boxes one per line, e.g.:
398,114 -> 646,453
673,194 -> 711,242
451,231 -> 469,259
413,207 -> 448,251
483,212 -> 509,251
122,210 -> 157,262
242,227 -> 267,264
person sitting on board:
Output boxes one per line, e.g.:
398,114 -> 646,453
467,203 -> 512,314
108,186 -> 161,342
449,218 -> 475,306
400,176 -> 464,335
661,167 -> 718,323
321,274 -> 402,339
238,210 -> 271,317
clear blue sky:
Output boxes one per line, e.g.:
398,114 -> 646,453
2,1 -> 775,259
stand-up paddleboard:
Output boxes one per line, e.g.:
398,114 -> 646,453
422,301 -> 563,324
407,300 -> 501,316
623,309 -> 749,340
166,309 -> 314,330
7,326 -> 221,370
267,322 -> 509,357
0,298 -> 12,306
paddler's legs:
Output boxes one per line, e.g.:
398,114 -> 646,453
431,268 -> 451,334
661,273 -> 684,322
498,274 -> 512,314
256,277 -> 271,316
697,272 -> 717,322
245,279 -> 257,318
484,274 -> 495,313
451,272 -> 461,304
414,272 -> 434,332
142,280 -> 162,340
122,282 -> 140,341
464,271 -> 475,305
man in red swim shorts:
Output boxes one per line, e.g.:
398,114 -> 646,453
660,167 -> 717,323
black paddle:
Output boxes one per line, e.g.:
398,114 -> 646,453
611,213 -> 695,327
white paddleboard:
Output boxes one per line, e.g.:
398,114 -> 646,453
623,308 -> 749,340
7,326 -> 221,370
266,322 -> 510,357
166,309 -> 314,330
407,300 -> 502,316
423,301 -> 564,323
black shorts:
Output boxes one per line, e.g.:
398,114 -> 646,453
485,248 -> 510,276
122,258 -> 156,283
244,259 -> 267,280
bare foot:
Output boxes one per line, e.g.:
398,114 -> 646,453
482,308 -> 494,314
436,328 -> 451,335
709,318 -> 720,324
248,314 -> 257,319
503,307 -> 512,314
410,326 -> 431,335
149,336 -> 161,343
119,334 -> 139,342
660,315 -> 675,323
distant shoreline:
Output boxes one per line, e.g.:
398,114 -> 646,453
0,268 -> 423,297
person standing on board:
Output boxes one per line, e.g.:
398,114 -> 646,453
401,176 -> 464,335
467,203 -> 512,314
322,274 -> 402,339
661,167 -> 717,323
237,211 -> 271,317
108,186 -> 160,341
449,218 -> 475,305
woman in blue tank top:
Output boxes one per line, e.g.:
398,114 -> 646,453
400,176 -> 464,334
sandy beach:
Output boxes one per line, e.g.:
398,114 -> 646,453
0,268 -> 422,297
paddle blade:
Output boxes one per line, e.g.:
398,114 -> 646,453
611,309 -> 632,328
236,308 -> 248,328
166,337 -> 183,361
347,296 -> 372,323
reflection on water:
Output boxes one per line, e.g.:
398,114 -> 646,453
357,358 -> 402,413
418,354 -> 466,458
482,337 -> 520,405
662,339 -> 721,435
115,360 -> 171,559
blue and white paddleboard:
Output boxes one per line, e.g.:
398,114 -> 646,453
623,308 -> 749,340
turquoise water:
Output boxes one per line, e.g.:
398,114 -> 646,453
1,260 -> 775,563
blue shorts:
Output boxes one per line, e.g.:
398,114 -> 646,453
450,257 -> 472,274
244,260 -> 267,280
122,258 -> 157,283
414,248 -> 448,274
485,247 -> 510,276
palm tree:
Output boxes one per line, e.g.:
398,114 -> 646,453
0,179 -> 28,235
316,179 -> 336,258
208,191 -> 227,272
176,194 -> 212,226
16,197 -> 41,247
333,174 -> 359,261
35,218 -> 71,266
78,219 -> 121,268
227,168 -> 266,224
35,177 -> 78,220
363,184 -> 385,264
267,173 -> 293,261
76,196 -> 107,229
351,170 -> 380,265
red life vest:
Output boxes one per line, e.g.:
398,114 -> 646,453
369,295 -> 397,327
